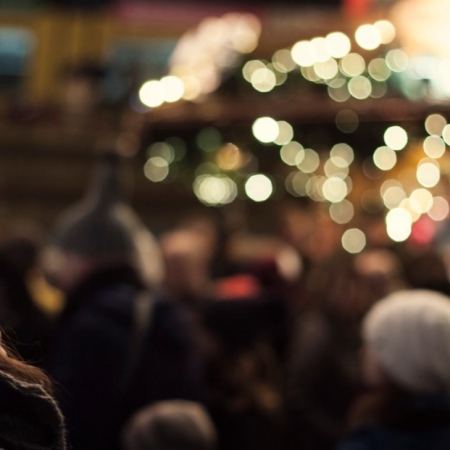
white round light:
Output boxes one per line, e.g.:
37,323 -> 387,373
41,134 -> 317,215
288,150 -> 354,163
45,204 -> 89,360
245,174 -> 273,202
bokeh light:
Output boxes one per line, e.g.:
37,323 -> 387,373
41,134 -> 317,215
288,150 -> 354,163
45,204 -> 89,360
251,67 -> 276,92
336,110 -> 359,133
417,160 -> 441,187
306,176 -> 326,202
386,49 -> 409,72
330,143 -> 354,165
428,197 -> 449,221
340,53 -> 365,77
373,146 -> 397,171
324,158 -> 349,177
329,200 -> 354,224
280,141 -> 304,166
382,185 -> 406,209
144,157 -> 169,182
194,174 -> 237,206
285,172 -> 310,197
386,208 -> 412,242
147,142 -> 175,163
425,114 -> 447,136
297,149 -> 320,173
139,80 -> 165,107
348,76 -> 372,100
328,78 -> 351,102
368,58 -> 391,81
314,58 -> 338,80
423,135 -> 446,158
322,177 -> 348,202
310,37 -> 330,63
342,228 -> 366,254
252,117 -> 279,143
325,32 -> 351,58
160,76 -> 185,103
442,124 -> 450,145
355,24 -> 381,50
291,41 -> 314,67
410,188 -> 433,213
216,143 -> 242,171
384,126 -> 408,150
374,20 -> 396,45
274,121 -> 294,145
272,49 -> 296,72
197,128 -> 222,152
243,60 -> 265,82
245,174 -> 273,202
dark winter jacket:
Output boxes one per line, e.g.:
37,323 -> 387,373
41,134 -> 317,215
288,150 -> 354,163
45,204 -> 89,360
337,393 -> 450,450
49,264 -> 203,450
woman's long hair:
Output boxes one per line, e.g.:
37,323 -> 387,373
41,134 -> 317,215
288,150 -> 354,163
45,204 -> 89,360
0,339 -> 53,394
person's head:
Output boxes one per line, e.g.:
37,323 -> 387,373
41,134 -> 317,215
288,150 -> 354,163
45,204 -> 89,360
362,289 -> 450,394
122,400 -> 217,450
42,153 -> 164,291
0,333 -> 66,449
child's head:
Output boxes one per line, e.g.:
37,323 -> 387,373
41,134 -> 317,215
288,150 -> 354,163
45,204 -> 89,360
123,400 -> 217,450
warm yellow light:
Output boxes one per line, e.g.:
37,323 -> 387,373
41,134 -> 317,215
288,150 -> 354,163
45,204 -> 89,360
291,40 -> 314,67
417,160 -> 441,187
329,200 -> 354,224
297,149 -> 320,173
410,188 -> 433,213
161,76 -> 185,103
374,20 -> 396,45
423,135 -> 446,158
386,208 -> 412,242
340,53 -> 366,77
322,177 -> 348,203
245,174 -> 273,202
252,117 -> 279,143
384,126 -> 408,150
216,143 -> 242,171
325,32 -> 351,58
428,196 -> 449,221
139,80 -> 165,107
342,228 -> 366,254
373,146 -> 397,171
355,24 -> 382,50
425,114 -> 447,136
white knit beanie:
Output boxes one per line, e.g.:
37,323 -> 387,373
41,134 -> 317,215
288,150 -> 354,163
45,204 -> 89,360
363,289 -> 450,393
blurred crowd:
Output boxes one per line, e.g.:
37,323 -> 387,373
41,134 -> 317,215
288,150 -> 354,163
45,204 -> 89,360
0,152 -> 450,450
